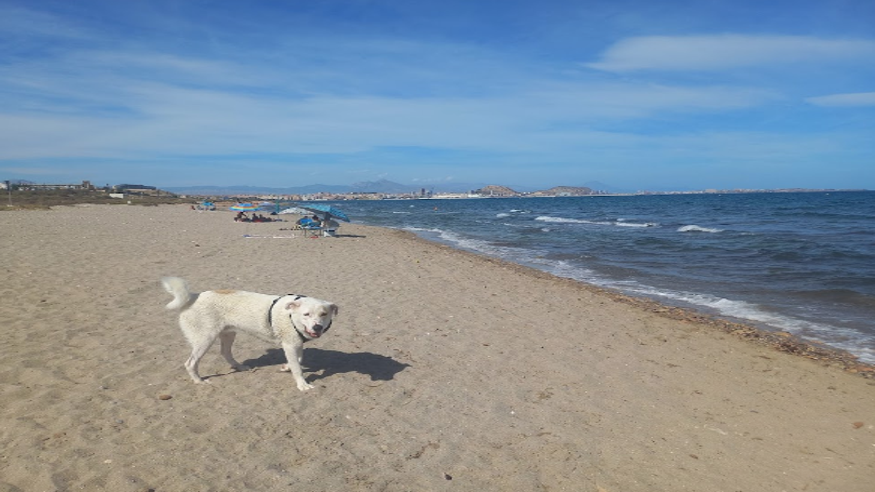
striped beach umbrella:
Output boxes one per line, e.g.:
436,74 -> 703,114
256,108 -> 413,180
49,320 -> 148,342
229,203 -> 260,211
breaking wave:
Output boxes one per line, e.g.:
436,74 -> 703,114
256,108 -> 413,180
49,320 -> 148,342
678,225 -> 723,233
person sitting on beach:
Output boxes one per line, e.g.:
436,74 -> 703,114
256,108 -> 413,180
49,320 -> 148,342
297,216 -> 319,228
235,212 -> 250,222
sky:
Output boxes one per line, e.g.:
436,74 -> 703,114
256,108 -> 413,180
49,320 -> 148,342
1,0 -> 873,191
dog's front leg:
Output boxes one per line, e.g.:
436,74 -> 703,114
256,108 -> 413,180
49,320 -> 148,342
280,341 -> 314,391
219,331 -> 250,372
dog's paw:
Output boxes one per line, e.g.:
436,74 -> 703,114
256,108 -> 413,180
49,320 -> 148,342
297,382 -> 315,391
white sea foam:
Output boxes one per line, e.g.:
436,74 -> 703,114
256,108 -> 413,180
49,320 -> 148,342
403,226 -> 518,259
615,221 -> 658,228
496,213 -> 510,218
535,216 -> 592,224
678,225 -> 723,233
536,216 -> 657,228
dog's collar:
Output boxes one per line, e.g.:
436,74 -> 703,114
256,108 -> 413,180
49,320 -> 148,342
268,294 -> 309,343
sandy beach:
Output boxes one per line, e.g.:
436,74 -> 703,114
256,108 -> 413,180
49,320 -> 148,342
1,204 -> 873,492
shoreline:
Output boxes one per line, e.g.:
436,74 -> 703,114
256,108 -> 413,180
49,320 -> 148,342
388,226 -> 875,378
1,204 -> 873,491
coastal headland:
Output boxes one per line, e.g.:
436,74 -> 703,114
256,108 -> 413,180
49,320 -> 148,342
1,204 -> 872,491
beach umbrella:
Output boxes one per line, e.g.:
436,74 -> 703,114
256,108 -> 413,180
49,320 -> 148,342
230,203 -> 260,211
299,203 -> 351,222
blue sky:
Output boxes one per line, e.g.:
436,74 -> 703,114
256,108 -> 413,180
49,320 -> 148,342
1,0 -> 873,191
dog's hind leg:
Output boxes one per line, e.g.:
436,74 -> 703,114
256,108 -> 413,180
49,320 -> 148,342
184,337 -> 214,384
219,331 -> 250,372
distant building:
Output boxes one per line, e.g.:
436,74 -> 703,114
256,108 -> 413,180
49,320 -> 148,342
112,184 -> 164,196
113,184 -> 157,192
19,180 -> 95,191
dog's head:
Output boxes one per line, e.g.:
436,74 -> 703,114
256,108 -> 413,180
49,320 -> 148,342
286,297 -> 338,339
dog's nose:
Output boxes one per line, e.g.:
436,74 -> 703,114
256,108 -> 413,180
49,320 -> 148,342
312,324 -> 324,334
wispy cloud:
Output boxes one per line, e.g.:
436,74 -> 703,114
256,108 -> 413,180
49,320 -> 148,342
0,5 -> 90,40
806,92 -> 875,107
586,35 -> 875,72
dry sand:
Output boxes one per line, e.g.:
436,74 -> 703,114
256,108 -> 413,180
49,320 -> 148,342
1,204 -> 873,492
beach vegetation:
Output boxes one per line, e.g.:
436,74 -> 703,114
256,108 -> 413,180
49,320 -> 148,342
1,188 -> 189,210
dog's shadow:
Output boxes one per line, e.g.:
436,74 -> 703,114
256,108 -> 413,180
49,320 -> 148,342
241,348 -> 410,384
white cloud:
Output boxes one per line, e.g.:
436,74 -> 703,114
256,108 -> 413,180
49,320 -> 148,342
587,35 -> 875,72
806,92 -> 875,107
0,78 -> 777,162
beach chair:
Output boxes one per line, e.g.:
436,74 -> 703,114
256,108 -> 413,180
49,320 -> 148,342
289,223 -> 322,238
321,219 -> 340,237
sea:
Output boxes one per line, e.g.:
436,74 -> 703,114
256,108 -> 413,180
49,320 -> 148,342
331,191 -> 875,364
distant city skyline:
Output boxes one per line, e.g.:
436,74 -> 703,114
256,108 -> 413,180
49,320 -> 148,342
1,0 -> 873,191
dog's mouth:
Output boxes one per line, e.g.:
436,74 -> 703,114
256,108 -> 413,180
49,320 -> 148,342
302,321 -> 331,339
305,327 -> 322,338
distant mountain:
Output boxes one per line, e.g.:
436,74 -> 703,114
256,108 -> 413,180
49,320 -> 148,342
164,183 -> 352,196
349,179 -> 416,194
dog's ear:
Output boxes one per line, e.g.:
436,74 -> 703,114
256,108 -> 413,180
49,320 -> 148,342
285,300 -> 302,311
328,303 -> 338,316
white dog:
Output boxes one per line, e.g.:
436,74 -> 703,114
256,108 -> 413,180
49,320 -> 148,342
161,277 -> 338,391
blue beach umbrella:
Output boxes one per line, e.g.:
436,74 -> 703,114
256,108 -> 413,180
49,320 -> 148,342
299,203 -> 351,222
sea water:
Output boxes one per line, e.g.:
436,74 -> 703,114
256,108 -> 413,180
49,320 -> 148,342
337,191 -> 875,363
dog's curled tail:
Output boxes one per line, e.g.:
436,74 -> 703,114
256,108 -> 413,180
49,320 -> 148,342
161,276 -> 193,310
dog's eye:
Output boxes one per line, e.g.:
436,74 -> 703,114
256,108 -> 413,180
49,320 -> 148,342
303,312 -> 311,317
